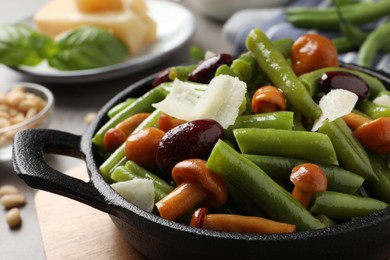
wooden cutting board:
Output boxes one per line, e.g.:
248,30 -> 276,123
35,164 -> 146,260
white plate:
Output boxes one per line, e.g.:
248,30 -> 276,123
10,0 -> 196,83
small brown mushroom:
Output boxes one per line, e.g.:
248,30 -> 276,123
190,208 -> 296,234
251,85 -> 286,114
155,159 -> 227,221
103,113 -> 150,152
290,163 -> 327,208
157,113 -> 186,132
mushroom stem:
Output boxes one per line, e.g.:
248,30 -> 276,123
156,182 -> 209,221
290,163 -> 328,209
103,113 -> 150,152
291,188 -> 313,209
190,208 -> 296,234
156,159 -> 227,221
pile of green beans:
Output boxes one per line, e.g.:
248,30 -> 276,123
92,28 -> 390,232
285,0 -> 390,68
286,1 -> 390,31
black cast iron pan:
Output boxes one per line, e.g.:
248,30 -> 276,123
12,64 -> 390,260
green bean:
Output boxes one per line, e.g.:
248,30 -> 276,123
92,86 -> 168,152
243,154 -> 364,194
334,0 -> 367,49
354,185 -> 371,198
215,64 -> 236,77
169,64 -> 197,81
376,89 -> 390,98
332,35 -> 390,54
246,28 -> 321,119
357,100 -> 390,119
124,161 -> 174,195
272,38 -> 294,59
206,140 -> 325,231
230,40 -> 292,84
189,45 -> 205,62
99,109 -> 162,181
230,53 -> 257,82
358,21 -> 390,68
110,165 -> 172,201
331,36 -> 356,53
299,67 -> 386,98
111,165 -> 138,182
310,191 -> 389,220
292,113 -> 308,131
107,98 -> 136,118
225,111 -> 294,141
365,152 -> 390,204
226,182 -> 267,218
318,118 -> 377,182
286,1 -> 390,31
315,214 -> 337,228
234,128 -> 338,165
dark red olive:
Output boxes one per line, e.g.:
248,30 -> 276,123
188,53 -> 233,83
152,69 -> 170,87
155,119 -> 224,174
319,71 -> 370,100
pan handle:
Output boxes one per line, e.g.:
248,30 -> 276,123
12,128 -> 123,215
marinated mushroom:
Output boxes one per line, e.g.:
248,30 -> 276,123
157,113 -> 186,132
251,85 -> 286,114
103,113 -> 150,152
290,163 -> 328,208
155,159 -> 227,221
190,208 -> 296,234
124,127 -> 165,170
354,117 -> 390,154
342,112 -> 370,131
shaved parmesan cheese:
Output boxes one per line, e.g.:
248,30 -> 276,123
312,89 -> 358,132
111,179 -> 155,212
152,79 -> 201,121
153,75 -> 247,129
373,95 -> 390,107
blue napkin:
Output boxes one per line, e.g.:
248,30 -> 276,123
222,0 -> 390,73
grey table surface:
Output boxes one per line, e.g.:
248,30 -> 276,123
0,1 -> 232,259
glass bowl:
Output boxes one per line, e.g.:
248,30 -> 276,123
0,82 -> 54,161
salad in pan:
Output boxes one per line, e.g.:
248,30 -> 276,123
92,28 -> 390,233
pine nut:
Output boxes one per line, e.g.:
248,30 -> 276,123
7,91 -> 25,107
0,85 -> 47,131
0,185 -> 19,196
1,193 -> 26,209
6,208 -> 21,228
0,118 -> 11,128
84,112 -> 97,125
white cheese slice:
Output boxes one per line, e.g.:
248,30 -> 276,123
111,179 -> 155,212
373,95 -> 390,107
153,75 -> 247,129
312,89 -> 358,132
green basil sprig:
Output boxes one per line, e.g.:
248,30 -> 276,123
0,24 -> 129,71
0,24 -> 56,66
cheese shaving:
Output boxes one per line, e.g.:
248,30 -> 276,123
312,89 -> 358,132
152,75 -> 247,129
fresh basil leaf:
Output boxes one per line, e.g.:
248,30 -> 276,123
0,24 -> 56,67
49,26 -> 129,70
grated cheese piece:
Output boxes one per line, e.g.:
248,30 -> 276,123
111,179 -> 155,212
153,75 -> 247,129
373,95 -> 390,107
312,89 -> 358,132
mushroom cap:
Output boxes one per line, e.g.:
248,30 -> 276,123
172,159 -> 228,208
290,163 -> 327,193
190,208 -> 208,228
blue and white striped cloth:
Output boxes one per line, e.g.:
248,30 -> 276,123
222,0 -> 390,73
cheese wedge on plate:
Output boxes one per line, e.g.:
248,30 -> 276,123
34,0 -> 156,54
